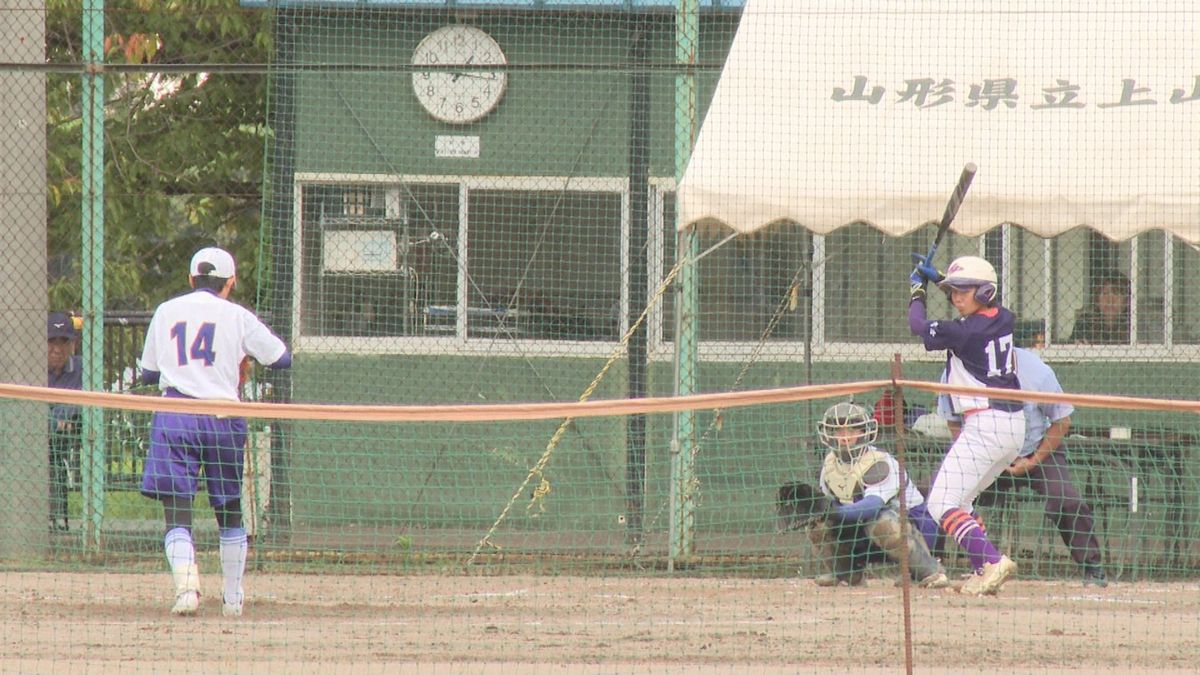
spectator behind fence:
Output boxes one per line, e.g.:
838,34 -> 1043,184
47,311 -> 82,532
1069,273 -> 1130,345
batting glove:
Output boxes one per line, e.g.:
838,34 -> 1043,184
911,253 -> 945,284
909,267 -> 928,302
910,280 -> 927,303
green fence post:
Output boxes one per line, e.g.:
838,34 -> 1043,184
670,0 -> 700,567
80,0 -> 106,552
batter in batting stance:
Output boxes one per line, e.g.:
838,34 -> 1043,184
938,347 -> 1108,587
805,402 -> 949,588
909,255 -> 1024,595
139,247 -> 291,617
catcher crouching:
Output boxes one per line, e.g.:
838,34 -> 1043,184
778,401 -> 949,588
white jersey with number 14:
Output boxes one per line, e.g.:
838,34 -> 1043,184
139,289 -> 287,401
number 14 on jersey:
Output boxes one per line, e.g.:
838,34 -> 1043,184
170,321 -> 217,367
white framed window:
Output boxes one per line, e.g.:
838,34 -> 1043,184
292,178 -> 1199,362
292,173 -> 629,357
651,189 -> 1200,363
1014,227 -> 1200,361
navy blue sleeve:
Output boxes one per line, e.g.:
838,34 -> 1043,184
141,368 -> 161,386
909,303 -> 973,351
908,298 -> 930,336
828,495 -> 885,524
268,350 -> 292,369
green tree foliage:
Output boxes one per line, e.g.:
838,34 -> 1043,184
47,0 -> 273,311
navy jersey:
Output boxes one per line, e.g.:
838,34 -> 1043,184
910,304 -> 1021,413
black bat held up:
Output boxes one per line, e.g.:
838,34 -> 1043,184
914,162 -> 977,275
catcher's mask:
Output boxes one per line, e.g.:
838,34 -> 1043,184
818,401 -> 878,463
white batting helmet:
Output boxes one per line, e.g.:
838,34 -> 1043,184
938,255 -> 998,305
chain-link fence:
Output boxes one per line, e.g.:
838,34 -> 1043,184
1,1 -> 1198,670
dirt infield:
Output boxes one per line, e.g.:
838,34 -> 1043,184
1,572 -> 1197,673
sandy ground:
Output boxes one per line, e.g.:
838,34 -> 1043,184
1,572 -> 1198,673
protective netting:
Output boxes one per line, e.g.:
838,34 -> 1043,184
2,380 -> 1199,668
3,0 -> 1200,670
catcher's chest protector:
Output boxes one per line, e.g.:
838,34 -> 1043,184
822,449 -> 889,504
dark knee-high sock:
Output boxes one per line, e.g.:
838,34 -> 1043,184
942,508 -> 1001,571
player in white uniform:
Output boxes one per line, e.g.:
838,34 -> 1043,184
139,247 -> 291,617
909,255 -> 1025,595
809,402 -> 949,588
938,347 -> 1108,587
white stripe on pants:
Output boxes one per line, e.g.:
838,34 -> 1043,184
926,408 -> 1025,522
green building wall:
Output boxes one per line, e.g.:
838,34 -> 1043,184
270,11 -> 1199,569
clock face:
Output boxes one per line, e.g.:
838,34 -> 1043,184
411,25 -> 507,125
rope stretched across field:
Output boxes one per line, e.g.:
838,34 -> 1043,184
2,378 -> 1195,422
0,378 -> 886,421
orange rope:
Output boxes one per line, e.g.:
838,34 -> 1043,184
0,380 -> 886,423
4,378 -> 1194,423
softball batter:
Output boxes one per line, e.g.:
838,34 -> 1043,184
909,255 -> 1025,595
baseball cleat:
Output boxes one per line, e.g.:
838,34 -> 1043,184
222,597 -> 243,617
815,572 -> 865,587
170,563 -> 201,616
961,555 -> 1017,596
1082,566 -> 1108,588
960,571 -> 985,595
172,590 -> 200,616
918,571 -> 951,589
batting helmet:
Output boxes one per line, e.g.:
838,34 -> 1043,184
818,401 -> 878,464
938,255 -> 998,305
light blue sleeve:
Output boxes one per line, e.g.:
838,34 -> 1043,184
1037,374 -> 1074,423
1018,350 -> 1074,422
1015,349 -> 1074,456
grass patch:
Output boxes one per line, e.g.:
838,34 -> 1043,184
68,490 -> 217,521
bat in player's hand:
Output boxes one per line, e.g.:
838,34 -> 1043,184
912,162 -> 977,282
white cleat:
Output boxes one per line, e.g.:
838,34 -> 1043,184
814,573 -> 840,587
962,555 -> 1018,596
172,590 -> 200,616
918,571 -> 951,589
223,586 -> 244,617
170,563 -> 201,616
222,598 -> 243,617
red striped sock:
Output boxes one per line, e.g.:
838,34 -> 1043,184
941,508 -> 1000,571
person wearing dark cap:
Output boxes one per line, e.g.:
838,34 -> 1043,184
47,311 -> 83,532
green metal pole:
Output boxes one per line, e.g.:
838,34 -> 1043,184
80,0 -> 106,551
669,0 -> 700,566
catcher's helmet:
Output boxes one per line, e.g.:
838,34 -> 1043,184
938,255 -> 998,305
818,401 -> 878,463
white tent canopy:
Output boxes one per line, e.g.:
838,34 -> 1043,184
677,0 -> 1200,243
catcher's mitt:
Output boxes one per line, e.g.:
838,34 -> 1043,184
776,481 -> 834,533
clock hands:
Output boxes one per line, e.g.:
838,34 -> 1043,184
447,56 -> 501,84
448,71 -> 499,82
450,55 -> 474,82
411,26 -> 506,123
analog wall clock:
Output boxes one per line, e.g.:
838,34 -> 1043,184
411,25 -> 507,124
